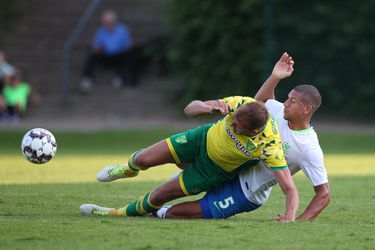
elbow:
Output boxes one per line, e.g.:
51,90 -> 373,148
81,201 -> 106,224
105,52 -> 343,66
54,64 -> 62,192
316,187 -> 331,207
183,107 -> 191,117
183,103 -> 193,117
283,183 -> 298,197
184,107 -> 195,117
322,190 -> 331,205
284,185 -> 299,203
315,183 -> 331,207
184,100 -> 201,117
285,187 -> 297,196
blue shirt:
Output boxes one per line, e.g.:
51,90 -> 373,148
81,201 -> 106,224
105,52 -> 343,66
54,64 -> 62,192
93,23 -> 132,55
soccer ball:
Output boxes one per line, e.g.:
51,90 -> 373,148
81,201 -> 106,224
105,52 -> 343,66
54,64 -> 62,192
21,128 -> 57,164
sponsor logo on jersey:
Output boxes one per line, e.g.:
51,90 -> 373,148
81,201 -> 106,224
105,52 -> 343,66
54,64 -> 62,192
175,135 -> 187,144
282,142 -> 292,152
246,141 -> 256,151
226,126 -> 251,157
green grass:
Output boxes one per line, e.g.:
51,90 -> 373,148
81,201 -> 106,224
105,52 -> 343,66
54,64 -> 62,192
318,132 -> 375,154
1,130 -> 375,249
0,129 -> 182,155
2,130 -> 375,155
0,177 -> 374,250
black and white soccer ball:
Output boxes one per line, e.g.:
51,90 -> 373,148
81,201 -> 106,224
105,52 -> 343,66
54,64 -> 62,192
21,128 -> 57,164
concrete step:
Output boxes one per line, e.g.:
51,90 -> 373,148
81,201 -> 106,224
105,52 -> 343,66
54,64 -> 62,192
26,76 -> 184,118
1,0 -> 172,120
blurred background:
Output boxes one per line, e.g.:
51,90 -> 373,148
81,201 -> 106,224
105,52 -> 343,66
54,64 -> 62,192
0,0 -> 374,130
1,3 -> 374,248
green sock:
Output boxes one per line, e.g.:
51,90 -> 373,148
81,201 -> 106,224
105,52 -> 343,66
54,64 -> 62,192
128,151 -> 142,172
122,192 -> 161,216
118,151 -> 142,178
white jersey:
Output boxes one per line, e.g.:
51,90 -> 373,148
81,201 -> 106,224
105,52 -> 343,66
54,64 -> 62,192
239,99 -> 328,205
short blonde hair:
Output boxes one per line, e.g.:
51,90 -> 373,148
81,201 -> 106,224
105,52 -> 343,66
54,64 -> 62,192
235,101 -> 269,131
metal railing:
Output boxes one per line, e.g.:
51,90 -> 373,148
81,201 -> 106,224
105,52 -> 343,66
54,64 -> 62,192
61,0 -> 102,108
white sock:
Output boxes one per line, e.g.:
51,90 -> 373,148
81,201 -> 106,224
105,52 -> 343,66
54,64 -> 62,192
170,172 -> 180,179
156,205 -> 172,219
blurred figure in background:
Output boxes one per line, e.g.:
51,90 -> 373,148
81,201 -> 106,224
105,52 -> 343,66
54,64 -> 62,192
0,51 -> 15,91
1,69 -> 40,121
80,9 -> 133,93
0,51 -> 16,119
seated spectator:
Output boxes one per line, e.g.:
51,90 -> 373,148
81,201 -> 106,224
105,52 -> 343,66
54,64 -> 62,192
1,69 -> 40,121
0,51 -> 15,120
80,9 -> 133,93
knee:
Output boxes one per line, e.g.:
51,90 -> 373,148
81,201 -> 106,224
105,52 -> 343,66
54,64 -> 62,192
150,181 -> 183,206
149,189 -> 166,207
133,151 -> 151,169
165,206 -> 185,219
165,206 -> 178,219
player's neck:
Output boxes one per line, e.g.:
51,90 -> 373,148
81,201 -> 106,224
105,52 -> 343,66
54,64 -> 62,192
287,119 -> 311,131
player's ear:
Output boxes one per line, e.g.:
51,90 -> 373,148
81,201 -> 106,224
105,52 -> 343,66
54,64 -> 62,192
304,104 -> 313,115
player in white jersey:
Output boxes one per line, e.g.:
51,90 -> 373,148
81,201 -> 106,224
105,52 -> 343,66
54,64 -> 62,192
155,52 -> 331,221
238,98 -> 327,213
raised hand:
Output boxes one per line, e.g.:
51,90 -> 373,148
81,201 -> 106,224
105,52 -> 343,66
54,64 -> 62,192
210,100 -> 229,115
184,100 -> 229,117
272,52 -> 295,80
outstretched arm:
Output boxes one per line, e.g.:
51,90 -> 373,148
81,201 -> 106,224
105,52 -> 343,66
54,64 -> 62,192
296,183 -> 331,221
254,52 -> 295,102
184,100 -> 229,118
273,168 -> 299,222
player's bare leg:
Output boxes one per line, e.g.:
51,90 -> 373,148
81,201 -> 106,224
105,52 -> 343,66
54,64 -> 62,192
81,175 -> 187,216
156,200 -> 203,219
97,140 -> 176,182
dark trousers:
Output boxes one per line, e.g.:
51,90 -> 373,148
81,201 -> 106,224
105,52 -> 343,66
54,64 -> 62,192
83,51 -> 127,78
83,50 -> 139,86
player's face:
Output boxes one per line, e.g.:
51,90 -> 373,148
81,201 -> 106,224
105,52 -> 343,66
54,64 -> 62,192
102,15 -> 115,28
231,114 -> 259,137
283,90 -> 308,121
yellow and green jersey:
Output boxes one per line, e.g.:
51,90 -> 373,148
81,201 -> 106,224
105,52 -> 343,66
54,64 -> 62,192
206,96 -> 287,172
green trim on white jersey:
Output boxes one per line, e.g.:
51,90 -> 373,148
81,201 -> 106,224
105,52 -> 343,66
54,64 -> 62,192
290,126 -> 314,134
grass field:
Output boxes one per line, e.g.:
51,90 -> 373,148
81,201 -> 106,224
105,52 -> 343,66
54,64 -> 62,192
1,130 -> 375,250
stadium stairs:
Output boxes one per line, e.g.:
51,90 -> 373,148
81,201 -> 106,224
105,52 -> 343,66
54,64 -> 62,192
1,0 -> 188,130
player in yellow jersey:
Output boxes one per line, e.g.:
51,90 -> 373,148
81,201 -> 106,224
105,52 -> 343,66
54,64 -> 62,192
153,52 -> 330,221
80,91 -> 299,222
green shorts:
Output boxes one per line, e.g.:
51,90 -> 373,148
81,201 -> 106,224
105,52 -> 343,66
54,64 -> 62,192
166,124 -> 257,195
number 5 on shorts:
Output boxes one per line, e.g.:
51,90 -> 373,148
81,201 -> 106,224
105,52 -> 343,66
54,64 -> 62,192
215,196 -> 235,209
